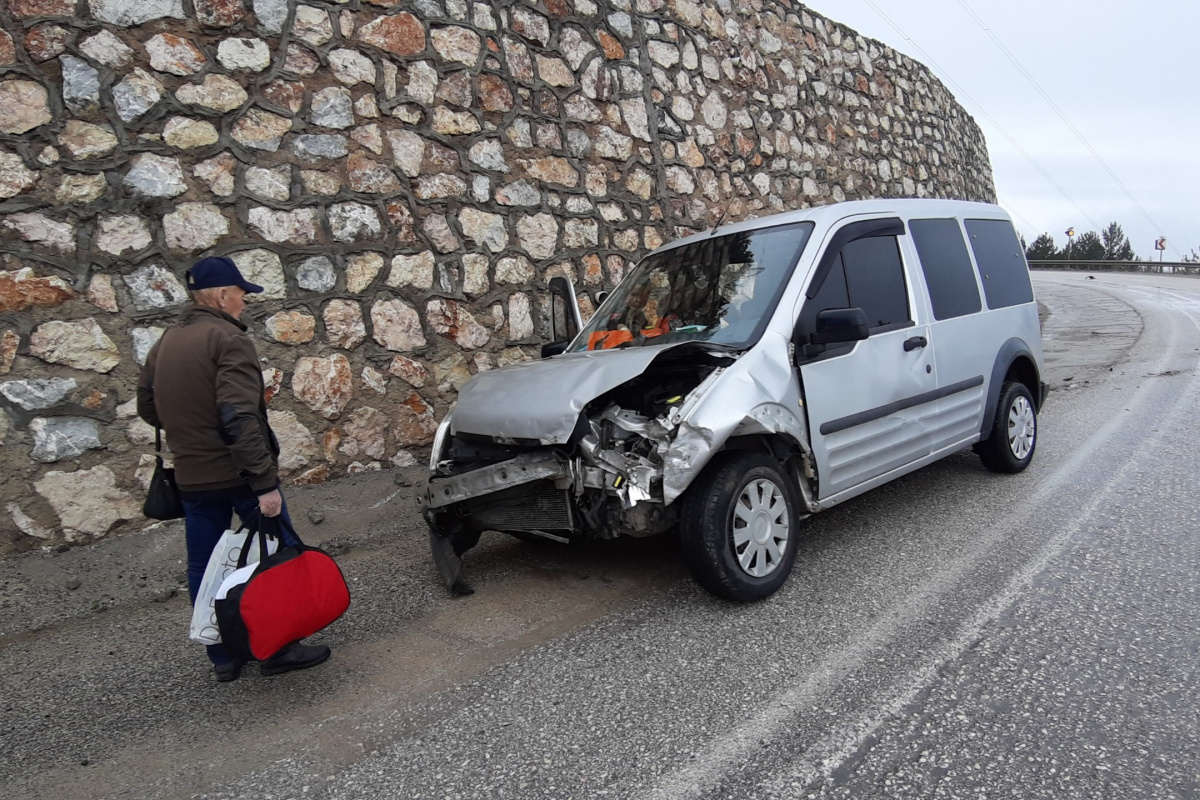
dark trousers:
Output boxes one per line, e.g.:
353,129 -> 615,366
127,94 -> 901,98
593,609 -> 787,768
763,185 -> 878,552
181,488 -> 296,665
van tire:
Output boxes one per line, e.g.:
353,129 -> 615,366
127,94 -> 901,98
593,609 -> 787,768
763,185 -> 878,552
977,381 -> 1037,473
679,452 -> 799,602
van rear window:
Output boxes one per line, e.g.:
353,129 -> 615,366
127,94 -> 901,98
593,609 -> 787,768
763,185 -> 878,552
909,218 -> 982,320
964,219 -> 1034,309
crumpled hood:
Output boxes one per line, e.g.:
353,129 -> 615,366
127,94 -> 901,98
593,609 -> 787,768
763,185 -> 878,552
450,346 -> 671,444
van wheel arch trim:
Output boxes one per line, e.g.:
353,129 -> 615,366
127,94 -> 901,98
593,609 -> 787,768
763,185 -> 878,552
978,339 -> 1041,442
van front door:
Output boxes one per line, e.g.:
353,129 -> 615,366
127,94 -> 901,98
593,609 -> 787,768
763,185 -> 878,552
794,222 -> 937,499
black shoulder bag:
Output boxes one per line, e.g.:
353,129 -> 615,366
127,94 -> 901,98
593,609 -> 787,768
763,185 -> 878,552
143,426 -> 185,521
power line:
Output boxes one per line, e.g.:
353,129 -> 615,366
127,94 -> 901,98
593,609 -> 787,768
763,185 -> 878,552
856,0 -> 1106,236
953,0 -> 1181,258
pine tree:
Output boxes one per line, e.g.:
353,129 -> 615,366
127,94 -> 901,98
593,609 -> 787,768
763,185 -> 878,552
1101,222 -> 1135,261
1072,231 -> 1105,260
1025,233 -> 1059,260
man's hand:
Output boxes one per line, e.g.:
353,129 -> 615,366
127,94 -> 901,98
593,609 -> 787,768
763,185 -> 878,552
258,488 -> 283,517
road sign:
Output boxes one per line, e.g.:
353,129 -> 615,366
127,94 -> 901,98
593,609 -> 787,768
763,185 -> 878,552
1155,237 -> 1167,250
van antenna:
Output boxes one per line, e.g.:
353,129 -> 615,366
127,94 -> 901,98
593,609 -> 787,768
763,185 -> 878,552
710,199 -> 732,237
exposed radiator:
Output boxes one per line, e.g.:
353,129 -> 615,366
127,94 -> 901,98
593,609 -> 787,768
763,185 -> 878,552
467,482 -> 574,532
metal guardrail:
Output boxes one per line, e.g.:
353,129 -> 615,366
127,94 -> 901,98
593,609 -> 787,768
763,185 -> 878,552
1030,260 -> 1200,276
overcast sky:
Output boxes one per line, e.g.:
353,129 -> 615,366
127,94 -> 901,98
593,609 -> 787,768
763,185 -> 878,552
812,0 -> 1199,261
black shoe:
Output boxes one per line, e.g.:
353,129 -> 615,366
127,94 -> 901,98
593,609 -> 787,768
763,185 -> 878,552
259,643 -> 331,677
214,660 -> 244,682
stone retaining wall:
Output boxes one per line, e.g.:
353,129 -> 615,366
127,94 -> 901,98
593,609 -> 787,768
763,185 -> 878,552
0,0 -> 994,548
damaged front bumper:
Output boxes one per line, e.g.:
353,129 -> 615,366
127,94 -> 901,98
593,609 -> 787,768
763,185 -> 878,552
423,452 -> 572,512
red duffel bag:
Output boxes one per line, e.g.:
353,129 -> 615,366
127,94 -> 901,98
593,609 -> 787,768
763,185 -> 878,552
215,517 -> 350,662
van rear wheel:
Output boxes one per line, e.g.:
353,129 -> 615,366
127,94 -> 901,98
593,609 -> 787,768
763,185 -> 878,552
977,381 -> 1037,473
679,452 -> 799,602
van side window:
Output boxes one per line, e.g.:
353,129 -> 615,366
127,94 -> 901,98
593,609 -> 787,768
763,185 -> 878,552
964,219 -> 1034,309
909,218 -> 982,320
799,235 -> 911,335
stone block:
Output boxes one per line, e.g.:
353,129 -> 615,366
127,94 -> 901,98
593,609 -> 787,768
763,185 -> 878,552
131,326 -> 164,365
392,392 -> 438,446
33,465 -> 139,538
357,13 -> 426,56
387,354 -> 428,387
145,33 -> 207,76
86,275 -> 119,312
292,134 -> 348,162
370,299 -> 426,351
426,298 -> 490,350
89,0 -> 184,26
58,121 -> 118,159
323,299 -> 365,349
329,48 -> 376,85
0,81 -> 52,134
458,207 -> 508,252
294,5 -> 334,46
338,406 -> 387,460
122,264 -> 188,310
61,56 -> 100,112
345,252 -> 384,293
245,165 -> 291,201
386,251 -> 435,290
431,25 -> 480,66
112,69 -> 163,122
264,310 -> 316,344
232,109 -> 292,151
163,203 -> 230,252
194,0 -> 246,26
268,409 -> 318,471
0,377 -> 77,411
123,153 -> 186,198
175,74 -> 248,112
292,353 -> 353,419
0,268 -> 73,312
347,152 -> 400,193
230,249 -> 287,300
248,207 -> 320,244
328,202 -> 381,243
217,38 -> 271,71
162,117 -> 220,149
30,416 -> 102,462
2,213 -> 75,253
295,255 -> 336,292
310,86 -> 354,129
361,365 -> 386,395
79,30 -> 133,68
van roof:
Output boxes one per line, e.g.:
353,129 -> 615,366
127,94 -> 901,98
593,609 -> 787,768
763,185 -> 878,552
660,198 -> 1011,254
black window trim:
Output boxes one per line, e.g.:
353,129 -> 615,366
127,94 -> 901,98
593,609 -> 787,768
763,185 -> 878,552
805,217 -> 907,300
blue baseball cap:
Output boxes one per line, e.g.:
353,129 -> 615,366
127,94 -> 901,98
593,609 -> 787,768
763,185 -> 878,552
185,256 -> 264,293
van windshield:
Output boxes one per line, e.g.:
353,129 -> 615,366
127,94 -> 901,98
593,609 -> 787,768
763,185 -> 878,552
571,222 -> 815,352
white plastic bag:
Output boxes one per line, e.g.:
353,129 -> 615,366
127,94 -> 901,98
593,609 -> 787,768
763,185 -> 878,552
189,526 -> 278,645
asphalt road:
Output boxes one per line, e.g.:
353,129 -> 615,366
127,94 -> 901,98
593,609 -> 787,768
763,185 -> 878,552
2,272 -> 1197,800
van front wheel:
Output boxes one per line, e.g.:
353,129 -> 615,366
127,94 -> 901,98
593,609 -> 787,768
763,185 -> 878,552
977,381 -> 1037,473
679,453 -> 799,602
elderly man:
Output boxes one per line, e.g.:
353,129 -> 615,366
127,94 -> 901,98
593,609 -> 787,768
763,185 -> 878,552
137,256 -> 331,682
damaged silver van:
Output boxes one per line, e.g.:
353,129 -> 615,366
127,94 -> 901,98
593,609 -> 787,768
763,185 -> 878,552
420,199 -> 1047,601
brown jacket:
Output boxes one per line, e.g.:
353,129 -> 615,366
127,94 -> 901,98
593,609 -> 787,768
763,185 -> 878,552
137,305 -> 279,494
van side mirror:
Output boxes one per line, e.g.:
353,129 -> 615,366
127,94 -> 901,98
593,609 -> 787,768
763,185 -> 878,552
810,307 -> 870,345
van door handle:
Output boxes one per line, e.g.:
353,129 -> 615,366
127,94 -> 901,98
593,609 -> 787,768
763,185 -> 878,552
903,336 -> 928,351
